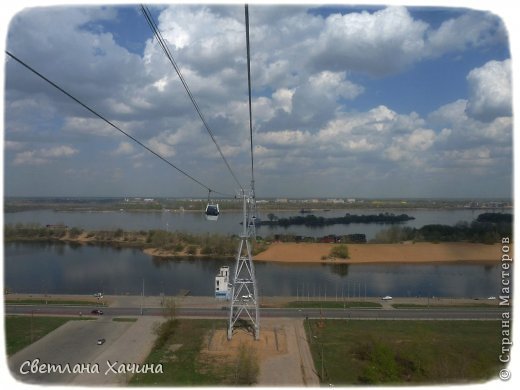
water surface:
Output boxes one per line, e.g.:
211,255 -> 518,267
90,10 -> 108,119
4,242 -> 501,298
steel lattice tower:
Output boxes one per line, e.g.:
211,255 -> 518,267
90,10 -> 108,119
227,188 -> 259,340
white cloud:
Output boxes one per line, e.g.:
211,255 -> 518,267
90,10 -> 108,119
427,11 -> 507,56
146,138 -> 176,158
310,7 -> 429,75
345,138 -> 379,152
13,145 -> 78,165
113,142 -> 135,155
272,88 -> 294,114
429,98 -> 512,142
383,129 -> 435,161
3,4 -> 511,197
443,147 -> 491,163
308,71 -> 364,100
62,117 -> 115,137
465,59 -> 512,122
257,129 -> 312,147
5,140 -> 25,150
13,151 -> 47,166
40,145 -> 78,158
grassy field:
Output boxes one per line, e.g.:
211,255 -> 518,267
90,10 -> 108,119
5,316 -> 93,356
130,319 -> 234,386
286,300 -> 381,309
306,319 -> 503,385
112,317 -> 138,322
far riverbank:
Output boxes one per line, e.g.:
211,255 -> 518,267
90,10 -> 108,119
253,242 -> 507,264
5,223 -> 511,264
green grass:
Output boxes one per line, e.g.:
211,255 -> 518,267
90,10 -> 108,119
306,319 -> 504,385
112,317 -> 138,322
5,299 -> 106,306
392,303 -> 497,309
286,301 -> 382,309
130,319 -> 233,386
5,316 -> 94,356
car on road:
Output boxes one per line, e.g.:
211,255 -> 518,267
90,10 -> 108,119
97,338 -> 105,345
91,309 -> 104,315
381,296 -> 393,301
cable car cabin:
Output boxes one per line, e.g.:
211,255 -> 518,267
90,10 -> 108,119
205,203 -> 220,221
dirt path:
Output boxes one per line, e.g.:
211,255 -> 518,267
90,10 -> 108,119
202,318 -> 319,386
256,319 -> 319,386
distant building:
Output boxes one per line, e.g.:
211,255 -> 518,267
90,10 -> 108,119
275,198 -> 288,203
347,198 -> 356,203
143,198 -> 155,202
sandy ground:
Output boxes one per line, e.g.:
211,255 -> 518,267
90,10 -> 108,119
202,318 -> 319,386
254,242 -> 506,264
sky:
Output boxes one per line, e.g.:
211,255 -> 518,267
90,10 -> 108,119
2,1 -> 514,199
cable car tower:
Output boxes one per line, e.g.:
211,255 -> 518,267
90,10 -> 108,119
227,187 -> 259,340
227,4 -> 259,340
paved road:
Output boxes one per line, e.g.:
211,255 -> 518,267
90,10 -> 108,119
5,305 -> 502,320
9,317 -> 133,384
8,316 -> 161,385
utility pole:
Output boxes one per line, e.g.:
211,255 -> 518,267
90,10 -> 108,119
140,278 -> 144,316
30,310 -> 34,343
321,343 -> 325,380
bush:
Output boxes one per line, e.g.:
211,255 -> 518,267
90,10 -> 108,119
68,227 -> 82,239
173,243 -> 184,253
330,244 -> 349,259
114,228 -> 124,238
357,341 -> 400,384
186,246 -> 198,255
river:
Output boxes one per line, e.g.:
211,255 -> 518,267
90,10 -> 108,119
4,242 -> 501,298
3,208 -> 494,240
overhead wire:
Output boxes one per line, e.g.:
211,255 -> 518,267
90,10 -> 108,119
245,4 -> 255,193
140,4 -> 244,192
5,50 -> 234,198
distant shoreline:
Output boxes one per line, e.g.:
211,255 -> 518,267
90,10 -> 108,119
4,196 -> 513,214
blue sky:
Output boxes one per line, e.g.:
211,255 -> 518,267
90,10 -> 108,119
3,2 -> 513,198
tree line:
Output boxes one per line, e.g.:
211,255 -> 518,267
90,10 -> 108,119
372,213 -> 512,244
261,212 -> 414,227
3,224 -> 240,257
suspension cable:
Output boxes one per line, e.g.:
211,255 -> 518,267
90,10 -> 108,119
140,4 -> 244,191
245,4 -> 255,192
5,50 -> 234,198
